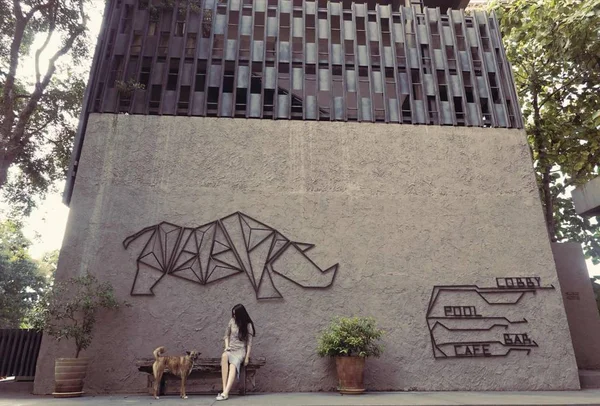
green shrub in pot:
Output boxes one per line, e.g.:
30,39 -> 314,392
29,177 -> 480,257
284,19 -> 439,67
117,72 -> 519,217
317,317 -> 384,394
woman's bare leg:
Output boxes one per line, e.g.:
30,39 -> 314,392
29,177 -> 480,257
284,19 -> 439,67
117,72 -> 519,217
222,364 -> 237,397
220,352 -> 228,391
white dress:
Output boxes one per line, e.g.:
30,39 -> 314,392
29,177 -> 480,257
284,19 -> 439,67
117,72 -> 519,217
224,318 -> 253,378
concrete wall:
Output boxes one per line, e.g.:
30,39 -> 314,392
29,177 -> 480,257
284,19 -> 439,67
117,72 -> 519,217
34,114 -> 579,394
552,242 -> 600,370
572,176 -> 600,217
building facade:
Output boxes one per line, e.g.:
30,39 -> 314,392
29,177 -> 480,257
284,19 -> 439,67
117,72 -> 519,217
34,0 -> 579,394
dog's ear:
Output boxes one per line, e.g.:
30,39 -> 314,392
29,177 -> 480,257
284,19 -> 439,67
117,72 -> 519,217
185,351 -> 191,356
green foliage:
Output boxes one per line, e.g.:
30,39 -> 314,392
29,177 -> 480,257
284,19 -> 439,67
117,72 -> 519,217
0,219 -> 48,328
317,317 -> 384,358
490,0 -> 600,263
148,0 -> 203,19
115,78 -> 145,96
29,274 -> 127,358
36,248 -> 59,279
0,0 -> 90,215
148,0 -> 175,16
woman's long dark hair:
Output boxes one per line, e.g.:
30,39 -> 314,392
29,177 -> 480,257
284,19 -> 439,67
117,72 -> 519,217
232,304 -> 256,342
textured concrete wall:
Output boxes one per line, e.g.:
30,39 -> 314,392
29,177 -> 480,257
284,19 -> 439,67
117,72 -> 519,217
552,242 -> 600,369
34,114 -> 579,394
572,176 -> 600,217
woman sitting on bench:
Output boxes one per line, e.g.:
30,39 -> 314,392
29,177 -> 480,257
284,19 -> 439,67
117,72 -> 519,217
217,304 -> 256,401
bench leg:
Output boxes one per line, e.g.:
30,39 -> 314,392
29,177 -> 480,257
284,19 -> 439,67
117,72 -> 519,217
248,371 -> 257,389
239,366 -> 247,395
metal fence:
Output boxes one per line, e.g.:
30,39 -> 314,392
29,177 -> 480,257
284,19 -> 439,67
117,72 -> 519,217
0,329 -> 43,380
88,0 -> 522,128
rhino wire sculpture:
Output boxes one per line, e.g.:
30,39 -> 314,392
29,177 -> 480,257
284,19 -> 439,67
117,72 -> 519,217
123,212 -> 339,299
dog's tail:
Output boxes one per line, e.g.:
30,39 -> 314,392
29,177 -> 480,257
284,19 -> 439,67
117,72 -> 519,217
153,346 -> 165,360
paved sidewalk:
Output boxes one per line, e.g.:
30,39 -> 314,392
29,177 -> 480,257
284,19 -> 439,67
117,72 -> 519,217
1,390 -> 600,406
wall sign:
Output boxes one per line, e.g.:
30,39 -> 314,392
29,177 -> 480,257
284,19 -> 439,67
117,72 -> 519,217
426,278 -> 555,359
123,212 -> 339,299
565,292 -> 580,300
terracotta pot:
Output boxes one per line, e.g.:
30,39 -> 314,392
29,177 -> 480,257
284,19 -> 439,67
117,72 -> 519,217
53,357 -> 89,397
335,356 -> 365,394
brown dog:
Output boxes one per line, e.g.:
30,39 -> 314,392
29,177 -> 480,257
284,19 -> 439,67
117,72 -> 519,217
152,346 -> 200,399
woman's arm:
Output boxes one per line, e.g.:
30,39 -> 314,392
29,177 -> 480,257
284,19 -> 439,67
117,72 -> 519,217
244,324 -> 253,365
224,319 -> 232,350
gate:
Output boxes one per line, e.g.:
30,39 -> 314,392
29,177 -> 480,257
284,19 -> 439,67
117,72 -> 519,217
0,329 -> 43,380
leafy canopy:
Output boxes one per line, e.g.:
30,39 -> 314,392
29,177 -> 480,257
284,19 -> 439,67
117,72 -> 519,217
490,0 -> 600,262
0,0 -> 90,215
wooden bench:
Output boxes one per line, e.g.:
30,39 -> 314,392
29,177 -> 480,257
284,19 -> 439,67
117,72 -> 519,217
135,357 -> 266,396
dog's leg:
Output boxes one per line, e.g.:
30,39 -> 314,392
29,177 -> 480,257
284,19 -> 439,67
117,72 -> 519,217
152,364 -> 159,399
181,374 -> 188,399
154,368 -> 164,400
152,376 -> 159,399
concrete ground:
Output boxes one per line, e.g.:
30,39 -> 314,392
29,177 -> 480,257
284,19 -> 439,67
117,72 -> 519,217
2,387 -> 600,406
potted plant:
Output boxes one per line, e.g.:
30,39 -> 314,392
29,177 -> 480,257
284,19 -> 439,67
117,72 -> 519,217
115,79 -> 145,97
317,317 -> 384,395
30,274 -> 127,398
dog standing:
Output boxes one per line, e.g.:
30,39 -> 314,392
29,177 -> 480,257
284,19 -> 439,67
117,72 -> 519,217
152,346 -> 199,399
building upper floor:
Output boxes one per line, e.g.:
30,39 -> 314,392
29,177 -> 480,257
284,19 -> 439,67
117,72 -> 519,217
86,0 -> 521,128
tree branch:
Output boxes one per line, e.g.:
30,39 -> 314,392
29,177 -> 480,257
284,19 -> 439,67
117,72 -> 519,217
1,4 -> 28,149
12,0 -> 23,20
539,74 -> 584,109
34,7 -> 58,86
11,26 -> 85,147
24,1 -> 56,22
78,0 -> 87,26
26,119 -> 55,138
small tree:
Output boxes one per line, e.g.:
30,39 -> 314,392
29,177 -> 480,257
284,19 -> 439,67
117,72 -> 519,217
317,317 -> 384,358
30,274 -> 126,358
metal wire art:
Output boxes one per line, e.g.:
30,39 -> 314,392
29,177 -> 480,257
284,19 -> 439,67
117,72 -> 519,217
426,278 -> 555,359
123,212 -> 339,299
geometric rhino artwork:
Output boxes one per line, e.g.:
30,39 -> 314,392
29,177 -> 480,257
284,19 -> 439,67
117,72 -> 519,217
123,212 -> 339,299
425,278 -> 555,359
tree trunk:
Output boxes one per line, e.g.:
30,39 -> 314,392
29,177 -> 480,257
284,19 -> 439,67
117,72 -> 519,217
0,15 -> 28,191
0,151 -> 14,189
532,86 -> 557,242
541,165 -> 556,241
